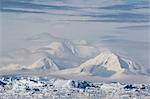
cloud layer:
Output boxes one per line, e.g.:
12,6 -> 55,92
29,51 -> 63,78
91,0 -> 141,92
1,0 -> 149,23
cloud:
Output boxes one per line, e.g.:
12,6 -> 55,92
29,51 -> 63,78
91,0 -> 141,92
63,12 -> 149,23
118,25 -> 150,30
1,8 -> 47,14
1,0 -> 149,23
99,1 -> 149,10
1,0 -> 80,11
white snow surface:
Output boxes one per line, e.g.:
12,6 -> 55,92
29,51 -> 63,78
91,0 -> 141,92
0,75 -> 150,99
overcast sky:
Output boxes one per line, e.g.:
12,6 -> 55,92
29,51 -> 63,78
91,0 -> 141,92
0,0 -> 150,67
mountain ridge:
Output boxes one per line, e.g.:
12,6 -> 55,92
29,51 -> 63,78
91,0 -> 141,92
56,51 -> 143,77
27,56 -> 59,71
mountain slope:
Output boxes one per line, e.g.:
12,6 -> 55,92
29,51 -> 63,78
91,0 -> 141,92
57,51 -> 142,77
27,57 -> 59,71
79,51 -> 141,73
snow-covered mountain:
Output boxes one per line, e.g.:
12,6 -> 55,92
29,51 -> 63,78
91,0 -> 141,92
58,51 -> 142,77
1,33 -> 149,81
37,41 -> 77,58
78,51 -> 141,74
26,33 -> 99,69
27,57 -> 59,71
0,33 -> 100,71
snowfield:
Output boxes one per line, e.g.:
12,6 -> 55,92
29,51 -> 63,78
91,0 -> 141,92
0,75 -> 150,99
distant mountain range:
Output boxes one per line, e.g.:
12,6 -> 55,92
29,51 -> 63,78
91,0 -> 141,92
0,33 -> 149,80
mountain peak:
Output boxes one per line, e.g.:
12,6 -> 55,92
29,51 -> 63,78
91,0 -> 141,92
78,51 -> 141,76
28,57 -> 59,71
80,51 -> 123,72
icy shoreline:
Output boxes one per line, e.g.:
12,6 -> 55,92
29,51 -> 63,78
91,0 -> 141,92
0,75 -> 150,99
